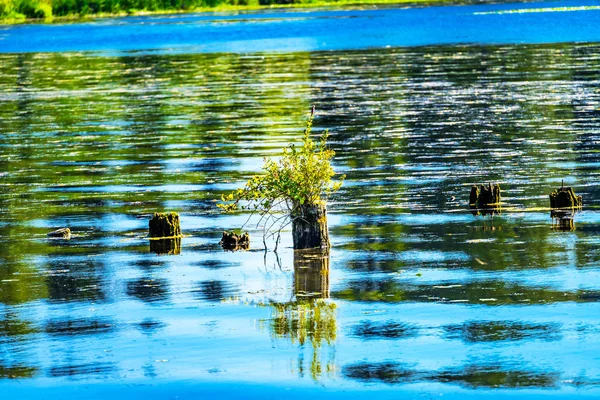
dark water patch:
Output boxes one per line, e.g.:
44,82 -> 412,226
194,259 -> 240,269
433,365 -> 559,388
126,278 -> 170,303
344,362 -> 559,388
344,362 -> 422,384
334,279 -> 600,305
44,260 -> 106,303
136,318 -> 166,335
45,318 -> 115,336
0,315 -> 39,339
49,362 -> 116,378
444,320 -> 561,342
0,363 -> 38,379
350,320 -> 418,340
192,280 -> 239,302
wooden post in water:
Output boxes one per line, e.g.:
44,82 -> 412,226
549,182 -> 582,209
149,212 -> 182,255
292,203 -> 330,250
149,212 -> 181,238
469,183 -> 501,216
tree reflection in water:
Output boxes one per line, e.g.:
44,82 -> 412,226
270,249 -> 336,380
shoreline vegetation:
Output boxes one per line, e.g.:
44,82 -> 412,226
0,0 -> 523,25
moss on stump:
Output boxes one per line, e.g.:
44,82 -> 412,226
149,212 -> 181,238
549,186 -> 582,209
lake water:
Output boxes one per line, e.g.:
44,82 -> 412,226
2,1 -> 600,398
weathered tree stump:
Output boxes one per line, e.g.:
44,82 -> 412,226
47,228 -> 71,239
149,212 -> 181,238
220,231 -> 250,251
294,249 -> 330,300
292,204 -> 330,250
549,185 -> 582,209
150,237 -> 181,255
469,183 -> 501,208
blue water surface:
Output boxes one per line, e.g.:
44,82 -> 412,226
1,0 -> 600,54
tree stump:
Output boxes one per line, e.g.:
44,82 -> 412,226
150,237 -> 181,255
469,183 -> 501,208
292,203 -> 330,250
220,231 -> 249,251
149,212 -> 181,238
294,249 -> 330,300
549,185 -> 582,209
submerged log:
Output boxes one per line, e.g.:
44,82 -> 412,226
47,228 -> 71,239
150,237 -> 181,255
220,231 -> 249,251
549,184 -> 582,209
149,212 -> 181,238
294,249 -> 330,300
292,203 -> 330,250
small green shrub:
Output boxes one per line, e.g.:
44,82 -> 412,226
218,109 -> 343,223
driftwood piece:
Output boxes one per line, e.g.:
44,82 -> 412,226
220,231 -> 249,251
292,203 -> 330,250
149,212 -> 181,238
47,228 -> 71,239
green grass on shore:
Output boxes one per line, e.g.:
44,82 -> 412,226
0,0 -> 511,25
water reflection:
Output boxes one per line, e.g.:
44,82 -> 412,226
294,249 -> 330,300
49,362 -> 116,378
1,39 -> 600,392
335,279 -> 600,305
444,321 -> 561,343
193,280 -> 239,302
0,314 -> 39,340
0,364 -> 37,379
149,237 -> 181,255
551,210 -> 576,231
270,249 -> 335,380
344,362 -> 559,388
350,320 -> 418,340
126,278 -> 170,303
45,318 -> 114,337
